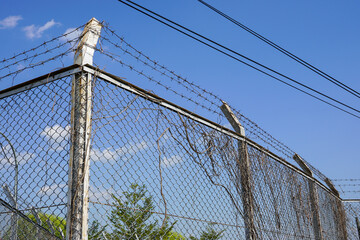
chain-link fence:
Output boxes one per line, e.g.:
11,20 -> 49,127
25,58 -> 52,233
1,63 -> 354,239
344,201 -> 360,240
1,19 -> 359,240
86,67 -> 351,239
0,71 -> 72,239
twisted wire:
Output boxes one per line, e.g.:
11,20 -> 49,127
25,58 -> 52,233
98,25 -> 329,182
0,25 -> 84,65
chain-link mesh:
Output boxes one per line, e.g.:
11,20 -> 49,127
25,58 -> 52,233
89,76 -> 244,239
0,19 -> 357,239
317,185 -> 347,240
0,64 -> 355,239
0,75 -> 72,239
344,201 -> 360,240
248,145 -> 315,239
96,24 -> 333,187
86,74 -> 350,239
0,198 -> 61,239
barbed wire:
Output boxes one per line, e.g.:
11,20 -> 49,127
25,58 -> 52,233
333,179 -> 360,182
93,46 -> 220,116
0,25 -> 85,84
98,30 -> 295,161
0,21 -> 353,238
0,20 -> 335,197
100,27 -> 289,146
0,47 -> 74,81
0,38 -> 78,72
0,25 -> 84,65
335,184 -> 360,187
97,24 -> 330,183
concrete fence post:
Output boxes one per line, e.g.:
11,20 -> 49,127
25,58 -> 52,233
293,154 -> 323,240
66,18 -> 102,240
324,178 -> 348,239
220,101 -> 256,240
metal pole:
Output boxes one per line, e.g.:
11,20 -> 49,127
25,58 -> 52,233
293,154 -> 323,240
66,18 -> 101,240
220,101 -> 256,240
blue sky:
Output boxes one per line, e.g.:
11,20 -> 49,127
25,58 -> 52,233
0,0 -> 359,199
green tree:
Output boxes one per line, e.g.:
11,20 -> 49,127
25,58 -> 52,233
88,220 -> 107,239
3,213 -> 66,240
107,183 -> 177,239
168,231 -> 186,240
189,224 -> 225,240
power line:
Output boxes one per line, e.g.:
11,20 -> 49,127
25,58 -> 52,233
198,0 -> 360,99
333,179 -> 360,182
335,184 -> 360,187
116,0 -> 360,119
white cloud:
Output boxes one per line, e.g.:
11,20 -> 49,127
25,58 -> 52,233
90,148 -> 117,163
0,144 -> 35,166
39,183 -> 112,203
61,27 -> 82,43
90,141 -> 149,163
38,183 -> 67,196
89,185 -> 112,203
126,141 -> 148,155
40,124 -> 70,151
162,155 -> 182,168
23,19 -> 60,39
0,15 -> 22,29
16,63 -> 25,71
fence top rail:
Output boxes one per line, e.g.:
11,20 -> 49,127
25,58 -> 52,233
0,64 -> 81,99
0,64 -> 342,201
82,64 -> 341,201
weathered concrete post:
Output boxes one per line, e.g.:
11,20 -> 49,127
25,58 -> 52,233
66,18 -> 101,240
324,178 -> 348,239
293,154 -> 323,240
220,101 -> 256,240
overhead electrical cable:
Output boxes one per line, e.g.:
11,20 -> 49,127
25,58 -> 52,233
116,0 -> 360,119
198,0 -> 360,99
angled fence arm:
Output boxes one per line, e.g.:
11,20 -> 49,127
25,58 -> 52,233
324,178 -> 348,239
220,101 -> 256,240
293,154 -> 323,240
66,17 -> 102,240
